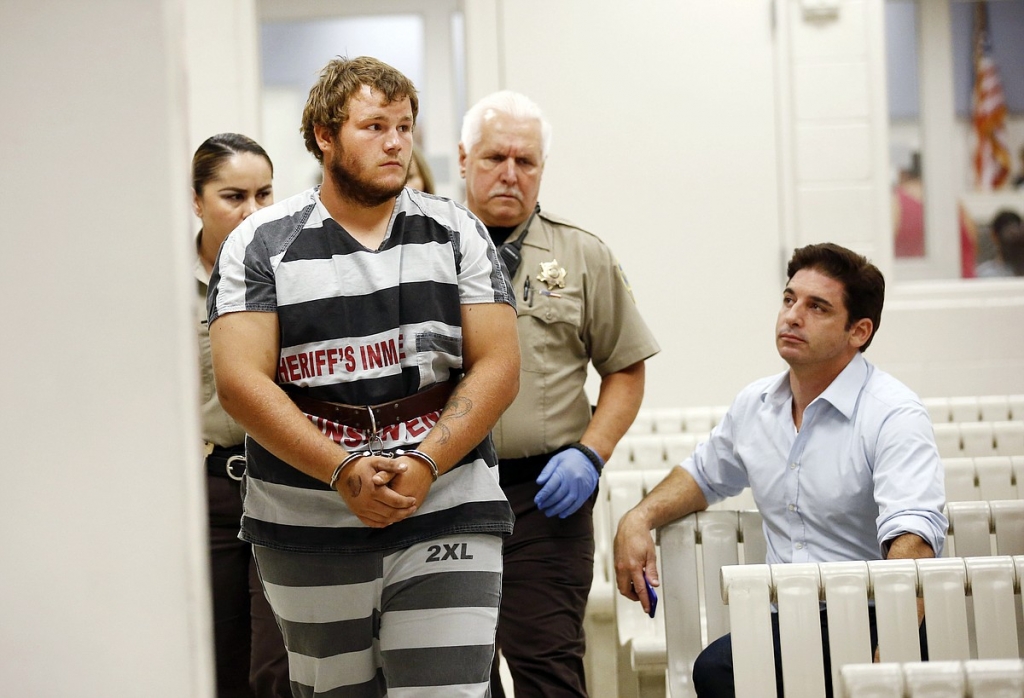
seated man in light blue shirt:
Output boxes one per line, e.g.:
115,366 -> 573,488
613,242 -> 946,698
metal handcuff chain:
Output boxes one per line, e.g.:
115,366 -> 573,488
328,404 -> 438,489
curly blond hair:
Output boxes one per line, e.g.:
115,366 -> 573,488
301,56 -> 419,164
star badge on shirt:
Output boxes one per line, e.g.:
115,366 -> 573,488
537,259 -> 567,290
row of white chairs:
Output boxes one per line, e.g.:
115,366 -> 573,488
628,395 -> 1024,437
590,481 -> 1024,698
658,501 -> 1024,698
841,658 -> 1024,698
628,407 -> 729,436
933,421 -> 1024,459
613,422 -> 1024,474
923,395 -> 1024,424
946,456 -> 1024,502
722,555 -> 1024,698
608,433 -> 710,471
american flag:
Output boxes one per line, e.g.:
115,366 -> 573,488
972,1 -> 1011,190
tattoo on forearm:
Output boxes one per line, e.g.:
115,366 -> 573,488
432,396 -> 472,445
347,475 -> 361,498
444,396 -> 473,418
433,423 -> 453,445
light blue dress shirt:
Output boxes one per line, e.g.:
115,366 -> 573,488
683,353 -> 947,565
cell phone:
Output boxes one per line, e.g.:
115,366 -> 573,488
644,573 -> 658,618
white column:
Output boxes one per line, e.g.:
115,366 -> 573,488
0,2 -> 213,696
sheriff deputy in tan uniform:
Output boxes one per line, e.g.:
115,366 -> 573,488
460,90 -> 660,698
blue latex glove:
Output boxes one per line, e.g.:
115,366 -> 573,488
534,447 -> 601,519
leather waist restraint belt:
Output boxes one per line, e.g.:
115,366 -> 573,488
283,380 -> 456,431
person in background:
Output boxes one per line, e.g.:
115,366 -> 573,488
406,145 -> 435,194
976,209 -> 1024,277
614,243 -> 946,698
892,151 -> 978,278
1012,145 -> 1024,189
460,90 -> 660,697
208,57 -> 520,697
192,133 -> 290,698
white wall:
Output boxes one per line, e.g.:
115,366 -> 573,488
257,0 -> 466,202
465,0 -> 787,408
463,0 -> 1024,406
0,2 -> 213,696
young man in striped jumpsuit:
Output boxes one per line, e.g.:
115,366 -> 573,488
208,56 -> 520,698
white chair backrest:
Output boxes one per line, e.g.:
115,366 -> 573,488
960,422 -> 997,457
921,395 -> 1021,424
995,421 -> 1024,457
933,423 -> 1024,459
933,423 -> 963,459
924,397 -> 952,424
721,556 -> 1024,698
944,457 -> 981,502
841,659 -> 1024,698
1010,395 -> 1024,421
623,434 -> 667,469
946,500 -> 1024,558
949,397 -> 982,423
663,433 -> 701,467
943,455 -> 1024,502
979,395 -> 1013,422
660,510 -> 766,698
653,408 -> 686,434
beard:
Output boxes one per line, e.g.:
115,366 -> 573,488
326,144 -> 407,208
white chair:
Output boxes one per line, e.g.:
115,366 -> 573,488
949,396 -> 981,423
978,395 -> 1012,422
960,422 -> 997,458
653,408 -> 686,435
933,423 -> 963,458
947,500 -> 1024,558
721,556 -> 1024,698
841,659 -> 1024,698
973,456 -> 1019,501
584,470 -> 617,698
994,421 -> 1024,457
624,434 -> 668,469
604,469 -> 667,698
662,433 -> 700,467
660,510 -> 766,698
923,397 -> 952,424
943,457 -> 981,502
1009,395 -> 1024,421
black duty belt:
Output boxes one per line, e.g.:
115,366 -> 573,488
498,446 -> 570,487
207,444 -> 246,481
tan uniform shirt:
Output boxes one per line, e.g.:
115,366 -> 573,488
196,253 -> 246,448
492,209 -> 660,458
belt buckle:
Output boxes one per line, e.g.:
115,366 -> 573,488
225,455 -> 246,481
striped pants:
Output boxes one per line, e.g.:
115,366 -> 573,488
254,534 -> 503,698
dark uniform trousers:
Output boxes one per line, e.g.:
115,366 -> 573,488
208,474 -> 291,698
490,480 -> 596,698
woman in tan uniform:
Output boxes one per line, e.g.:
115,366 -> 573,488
192,133 -> 290,698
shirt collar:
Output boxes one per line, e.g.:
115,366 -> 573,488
762,370 -> 793,407
815,352 -> 868,419
759,352 -> 868,420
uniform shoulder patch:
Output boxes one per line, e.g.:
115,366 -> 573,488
616,262 -> 637,303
